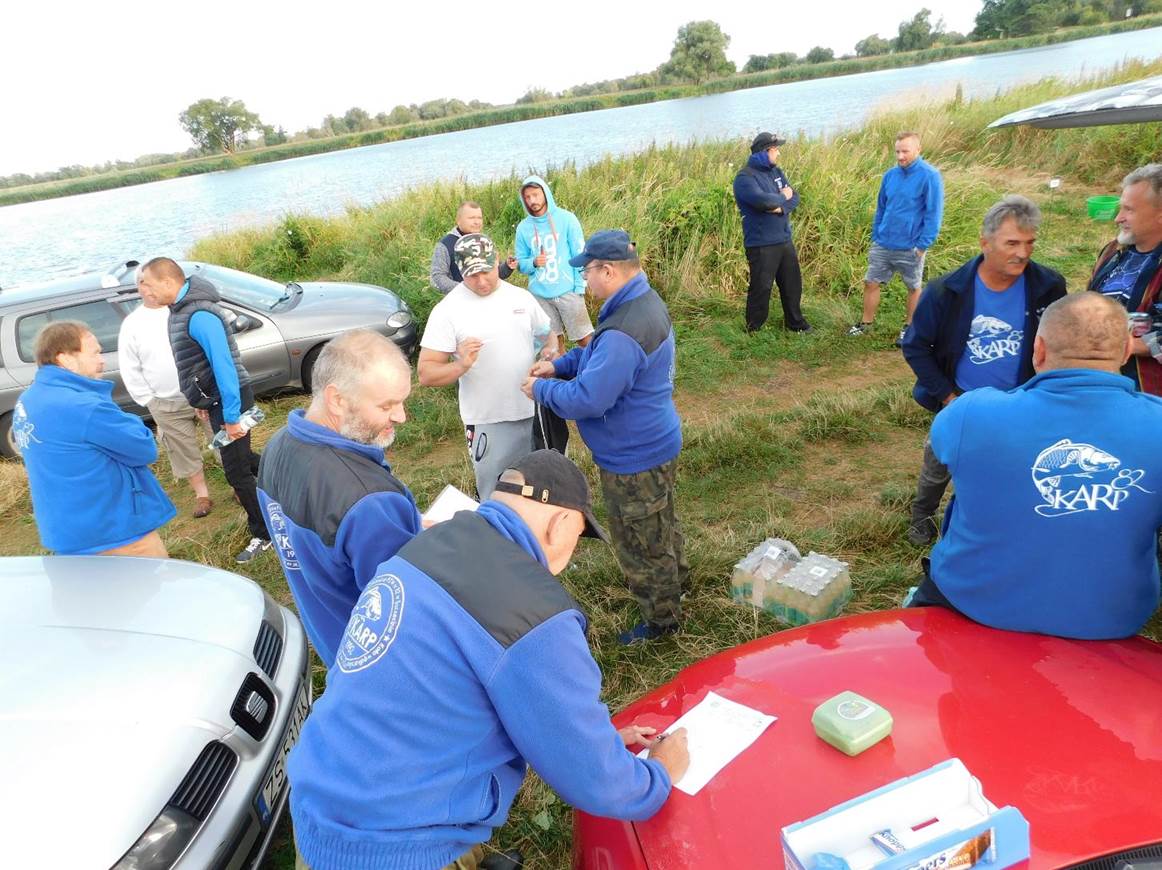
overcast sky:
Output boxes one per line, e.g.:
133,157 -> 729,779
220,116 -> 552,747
1,0 -> 982,176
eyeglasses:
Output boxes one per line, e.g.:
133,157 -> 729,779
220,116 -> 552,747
580,263 -> 605,277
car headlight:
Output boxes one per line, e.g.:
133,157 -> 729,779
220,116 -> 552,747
112,807 -> 199,869
386,311 -> 413,330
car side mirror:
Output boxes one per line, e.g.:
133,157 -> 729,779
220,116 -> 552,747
229,313 -> 258,333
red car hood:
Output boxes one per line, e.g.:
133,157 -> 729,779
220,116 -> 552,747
604,609 -> 1162,868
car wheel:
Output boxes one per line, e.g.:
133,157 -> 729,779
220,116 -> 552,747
300,344 -> 327,394
0,412 -> 16,460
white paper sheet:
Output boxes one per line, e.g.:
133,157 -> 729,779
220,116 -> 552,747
422,485 -> 480,524
637,690 -> 777,795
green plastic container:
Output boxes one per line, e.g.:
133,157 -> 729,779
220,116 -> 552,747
812,691 -> 893,756
1087,195 -> 1120,221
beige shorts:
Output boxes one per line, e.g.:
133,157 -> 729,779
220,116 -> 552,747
147,396 -> 206,479
535,292 -> 594,342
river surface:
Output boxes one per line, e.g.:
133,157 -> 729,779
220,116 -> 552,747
3,27 -> 1160,287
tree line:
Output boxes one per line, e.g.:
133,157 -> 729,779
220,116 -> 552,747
3,3 -> 1160,190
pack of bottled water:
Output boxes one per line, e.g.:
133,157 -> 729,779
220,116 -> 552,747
732,538 -> 851,627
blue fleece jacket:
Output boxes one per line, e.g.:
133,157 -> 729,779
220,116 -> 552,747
288,504 -> 671,870
871,156 -> 944,251
256,410 -> 420,666
515,174 -> 586,299
929,369 -> 1162,639
732,151 -> 799,248
15,365 -> 175,553
175,280 -> 243,422
902,256 -> 1067,412
534,272 -> 681,474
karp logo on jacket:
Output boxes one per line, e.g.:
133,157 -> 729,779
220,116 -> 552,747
337,573 -> 406,673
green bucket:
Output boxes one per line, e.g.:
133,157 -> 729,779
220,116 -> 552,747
1087,195 -> 1120,221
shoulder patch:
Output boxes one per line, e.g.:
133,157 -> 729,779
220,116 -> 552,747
336,572 -> 406,672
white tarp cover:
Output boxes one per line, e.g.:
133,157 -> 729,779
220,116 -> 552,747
989,75 -> 1162,128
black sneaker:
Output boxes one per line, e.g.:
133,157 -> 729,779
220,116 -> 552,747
895,325 -> 909,348
789,323 -> 814,334
906,519 -> 938,547
235,537 -> 273,563
847,322 -> 872,337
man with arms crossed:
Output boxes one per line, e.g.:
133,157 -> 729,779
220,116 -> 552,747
430,200 -> 516,294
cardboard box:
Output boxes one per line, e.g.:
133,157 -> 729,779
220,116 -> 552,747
782,758 -> 1029,869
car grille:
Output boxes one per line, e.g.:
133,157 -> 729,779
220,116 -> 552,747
170,742 -> 238,821
231,672 -> 276,741
1065,844 -> 1162,869
253,619 -> 283,679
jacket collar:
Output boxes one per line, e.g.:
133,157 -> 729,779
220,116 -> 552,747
598,271 -> 650,320
943,255 -> 1059,301
1020,367 -> 1136,395
35,364 -> 114,397
287,409 -> 391,468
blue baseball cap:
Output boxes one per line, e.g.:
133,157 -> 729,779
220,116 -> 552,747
568,229 -> 636,268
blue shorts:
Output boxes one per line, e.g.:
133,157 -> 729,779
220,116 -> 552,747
865,243 -> 925,289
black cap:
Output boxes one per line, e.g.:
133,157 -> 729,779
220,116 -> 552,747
568,229 -> 636,268
750,131 -> 787,153
493,450 -> 610,542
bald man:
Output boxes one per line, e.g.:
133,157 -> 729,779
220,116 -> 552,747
909,293 -> 1162,639
257,329 -> 421,666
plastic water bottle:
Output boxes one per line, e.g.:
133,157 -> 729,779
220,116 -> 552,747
209,406 -> 265,449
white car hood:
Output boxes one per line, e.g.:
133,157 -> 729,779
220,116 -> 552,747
0,557 -> 269,868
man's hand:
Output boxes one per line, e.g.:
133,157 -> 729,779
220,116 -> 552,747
914,247 -> 925,260
1131,335 -> 1151,357
780,186 -> 794,199
520,376 -> 538,400
534,248 -> 547,268
941,392 -> 959,407
223,421 -> 246,441
647,727 -> 690,784
529,360 -> 556,378
618,725 -> 658,749
456,337 -> 483,371
505,255 -> 518,270
194,408 -> 210,423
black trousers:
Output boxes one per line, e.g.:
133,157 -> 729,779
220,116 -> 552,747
745,242 -> 808,332
532,403 -> 569,455
209,406 -> 268,540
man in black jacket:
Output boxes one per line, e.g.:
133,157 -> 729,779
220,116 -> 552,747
430,201 -> 515,294
139,257 -> 273,563
901,195 -> 1066,546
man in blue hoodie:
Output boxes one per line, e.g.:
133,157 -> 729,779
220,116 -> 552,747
732,131 -> 812,333
516,175 -> 591,454
909,293 -> 1162,640
288,450 -> 689,870
16,321 -> 176,556
524,230 -> 688,645
257,330 -> 421,666
848,131 -> 944,345
901,195 -> 1066,546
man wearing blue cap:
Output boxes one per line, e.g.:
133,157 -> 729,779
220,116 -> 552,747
522,230 -> 688,644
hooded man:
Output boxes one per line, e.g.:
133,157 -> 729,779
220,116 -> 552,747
515,175 -> 592,453
732,131 -> 812,334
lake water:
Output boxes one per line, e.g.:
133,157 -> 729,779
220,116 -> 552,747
3,27 -> 1160,287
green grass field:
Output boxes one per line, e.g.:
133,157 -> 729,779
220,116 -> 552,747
2,61 -> 1161,868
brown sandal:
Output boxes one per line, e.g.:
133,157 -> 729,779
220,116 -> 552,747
193,497 -> 213,518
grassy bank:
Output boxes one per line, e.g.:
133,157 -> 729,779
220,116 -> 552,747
3,64 -> 1162,868
2,15 -> 1160,208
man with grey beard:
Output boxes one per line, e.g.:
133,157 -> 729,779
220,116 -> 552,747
1089,163 -> 1162,396
257,329 -> 422,666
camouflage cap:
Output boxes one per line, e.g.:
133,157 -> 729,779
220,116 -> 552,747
454,232 -> 497,278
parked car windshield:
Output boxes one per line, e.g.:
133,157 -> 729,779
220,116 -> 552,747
193,264 -> 295,313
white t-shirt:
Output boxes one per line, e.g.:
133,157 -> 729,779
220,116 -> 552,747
421,280 -> 552,425
117,304 -> 182,405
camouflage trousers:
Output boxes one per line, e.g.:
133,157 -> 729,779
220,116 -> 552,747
600,459 -> 689,629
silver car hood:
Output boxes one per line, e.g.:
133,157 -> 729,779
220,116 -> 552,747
0,557 -> 267,868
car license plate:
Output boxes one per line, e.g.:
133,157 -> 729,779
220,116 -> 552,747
256,681 -> 311,825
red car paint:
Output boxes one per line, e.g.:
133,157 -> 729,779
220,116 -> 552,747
574,608 -> 1162,869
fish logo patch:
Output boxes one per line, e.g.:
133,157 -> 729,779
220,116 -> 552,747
1031,438 -> 1150,517
12,402 -> 40,453
264,502 -> 299,571
337,573 -> 405,673
965,315 -> 1022,365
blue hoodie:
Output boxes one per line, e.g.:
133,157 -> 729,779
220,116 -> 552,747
15,365 -> 176,554
515,174 -> 586,299
930,369 -> 1162,639
534,271 -> 681,474
871,156 -> 944,251
257,409 -> 421,666
289,504 -> 671,870
732,151 -> 799,248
